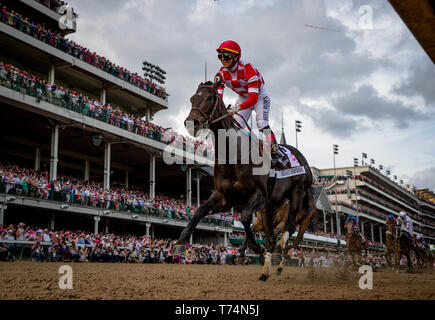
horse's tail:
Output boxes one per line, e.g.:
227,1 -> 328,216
301,187 -> 321,231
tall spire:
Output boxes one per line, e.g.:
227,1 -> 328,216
280,112 -> 287,145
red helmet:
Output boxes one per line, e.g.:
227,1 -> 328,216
216,40 -> 241,55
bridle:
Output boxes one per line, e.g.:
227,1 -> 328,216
190,84 -> 252,132
190,84 -> 231,128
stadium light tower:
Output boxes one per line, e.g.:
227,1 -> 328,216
386,170 -> 391,179
142,61 -> 166,85
370,159 -> 375,167
379,164 -> 383,172
362,153 -> 367,165
333,144 -> 340,237
295,120 -> 302,149
353,158 -> 360,219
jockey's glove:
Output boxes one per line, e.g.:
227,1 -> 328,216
227,105 -> 241,115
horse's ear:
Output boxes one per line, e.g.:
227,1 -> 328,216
213,73 -> 222,88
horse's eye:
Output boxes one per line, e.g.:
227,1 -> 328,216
207,96 -> 213,101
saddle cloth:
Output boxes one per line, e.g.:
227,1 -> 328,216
269,145 -> 306,179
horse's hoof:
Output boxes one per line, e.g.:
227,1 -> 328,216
258,274 -> 269,281
171,244 -> 187,255
276,268 -> 283,276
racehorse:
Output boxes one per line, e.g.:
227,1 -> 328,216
385,221 -> 400,270
414,241 -> 433,270
171,77 -> 314,281
394,226 -> 414,272
344,220 -> 368,266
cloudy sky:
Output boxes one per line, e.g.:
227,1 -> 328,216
67,0 -> 435,191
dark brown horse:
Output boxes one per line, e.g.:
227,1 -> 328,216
414,244 -> 434,270
394,227 -> 414,272
345,221 -> 368,266
171,78 -> 313,280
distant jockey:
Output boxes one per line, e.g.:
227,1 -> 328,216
346,214 -> 365,242
215,40 -> 285,167
398,211 -> 415,246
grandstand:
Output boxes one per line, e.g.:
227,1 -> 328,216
0,0 -> 228,247
312,165 -> 435,246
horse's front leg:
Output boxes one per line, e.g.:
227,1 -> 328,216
172,191 -> 229,255
259,202 -> 281,281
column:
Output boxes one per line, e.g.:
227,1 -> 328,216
146,223 -> 151,237
149,154 -> 155,199
49,125 -> 59,181
151,224 -> 155,239
224,232 -> 228,247
100,85 -> 107,105
84,160 -> 90,181
370,223 -> 374,242
50,213 -> 55,230
330,216 -> 334,234
189,233 -> 193,245
94,216 -> 100,234
361,220 -> 365,235
48,63 -> 55,85
323,211 -> 327,233
34,147 -> 41,171
186,167 -> 192,207
196,171 -> 201,207
379,225 -> 383,245
146,107 -> 151,122
0,204 -> 5,226
105,219 -> 109,234
125,170 -> 129,189
104,141 -> 111,190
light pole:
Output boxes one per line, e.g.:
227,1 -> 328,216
353,158 -> 359,219
333,144 -> 340,237
386,170 -> 391,179
370,159 -> 375,167
142,61 -> 166,85
295,120 -> 302,149
379,164 -> 383,173
362,153 -> 367,166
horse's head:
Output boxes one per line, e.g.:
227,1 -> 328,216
345,221 -> 353,234
184,74 -> 225,136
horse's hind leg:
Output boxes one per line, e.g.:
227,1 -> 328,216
240,189 -> 266,255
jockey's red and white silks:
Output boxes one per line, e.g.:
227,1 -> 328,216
217,59 -> 265,110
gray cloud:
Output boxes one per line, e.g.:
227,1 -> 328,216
394,60 -> 435,107
406,167 -> 435,192
332,84 -> 430,129
298,103 -> 367,138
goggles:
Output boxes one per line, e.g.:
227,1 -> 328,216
218,53 -> 235,61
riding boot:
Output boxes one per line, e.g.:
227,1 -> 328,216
261,127 -> 285,167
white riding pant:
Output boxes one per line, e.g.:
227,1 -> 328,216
233,89 -> 270,130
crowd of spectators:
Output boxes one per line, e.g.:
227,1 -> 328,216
33,0 -> 75,14
0,4 -> 166,99
0,222 -> 237,264
0,162 -> 237,227
0,61 -> 214,158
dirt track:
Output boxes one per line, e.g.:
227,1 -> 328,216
0,262 -> 434,300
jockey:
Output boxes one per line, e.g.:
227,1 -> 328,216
346,214 -> 365,242
398,211 -> 415,245
216,40 -> 285,166
385,214 -> 397,227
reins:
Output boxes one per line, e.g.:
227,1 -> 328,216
190,84 -> 252,133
